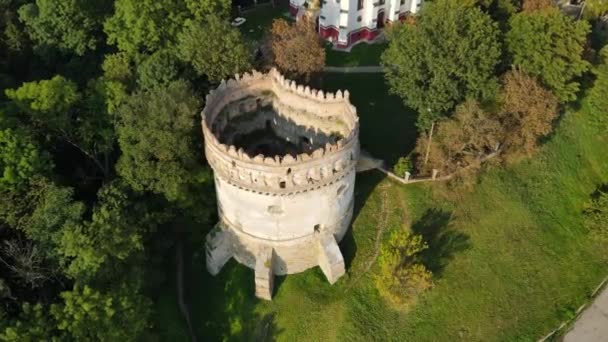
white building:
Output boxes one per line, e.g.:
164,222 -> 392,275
290,0 -> 423,48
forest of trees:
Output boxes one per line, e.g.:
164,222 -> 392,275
383,0 -> 606,178
0,0 -> 252,339
0,0 -> 607,339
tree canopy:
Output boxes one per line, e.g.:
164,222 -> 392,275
382,0 -> 502,129
18,0 -> 111,55
177,17 -> 251,82
114,80 -> 206,203
506,8 -> 590,102
270,18 -> 325,80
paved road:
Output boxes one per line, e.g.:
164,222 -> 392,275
323,66 -> 383,73
563,286 -> 608,342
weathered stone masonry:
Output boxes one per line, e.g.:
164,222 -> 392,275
202,69 -> 360,299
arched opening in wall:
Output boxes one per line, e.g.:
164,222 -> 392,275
299,136 -> 310,149
279,181 -> 286,189
314,224 -> 321,233
231,161 -> 236,168
337,184 -> 347,196
286,168 -> 292,175
377,10 -> 386,29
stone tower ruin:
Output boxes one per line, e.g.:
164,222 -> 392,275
202,69 -> 359,299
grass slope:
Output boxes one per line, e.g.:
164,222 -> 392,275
325,43 -> 388,67
154,74 -> 608,341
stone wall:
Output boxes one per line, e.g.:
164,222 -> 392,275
202,68 -> 360,194
203,69 -> 360,299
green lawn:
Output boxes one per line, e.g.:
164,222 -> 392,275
238,5 -> 291,41
325,42 -> 388,67
154,74 -> 608,341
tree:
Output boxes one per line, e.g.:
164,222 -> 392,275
375,229 -> 432,309
137,49 -> 181,90
50,284 -> 152,341
588,47 -> 608,132
0,303 -> 59,341
270,18 -> 325,80
5,75 -> 115,175
506,9 -> 590,102
584,0 -> 608,18
5,179 -> 85,264
499,69 -> 559,161
5,75 -> 80,128
104,0 -> 189,56
414,99 -> 504,175
185,0 -> 230,20
382,0 -> 502,130
102,52 -> 134,85
58,181 -> 167,280
0,128 -> 52,191
0,239 -> 58,289
521,0 -> 555,12
115,81 -> 208,204
462,0 -> 519,24
18,0 -> 111,55
177,17 -> 251,83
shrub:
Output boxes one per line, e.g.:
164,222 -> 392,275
393,156 -> 413,178
375,229 -> 433,309
583,187 -> 608,239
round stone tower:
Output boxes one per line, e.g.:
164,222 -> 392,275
202,69 -> 359,299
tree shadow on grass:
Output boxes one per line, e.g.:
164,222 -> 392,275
249,312 -> 285,342
341,170 -> 386,271
411,209 -> 471,277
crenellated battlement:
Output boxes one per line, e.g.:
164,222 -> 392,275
201,69 -> 360,194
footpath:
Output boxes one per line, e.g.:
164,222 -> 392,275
563,286 -> 608,342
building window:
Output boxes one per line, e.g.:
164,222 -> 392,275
357,0 -> 364,10
379,0 -> 385,5
400,0 -> 405,4
357,15 -> 362,22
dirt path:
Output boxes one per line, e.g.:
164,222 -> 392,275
346,184 -> 390,290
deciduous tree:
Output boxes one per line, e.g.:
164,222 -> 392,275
375,229 -> 432,309
5,75 -> 115,175
0,128 -> 52,191
499,69 -> 559,161
137,49 -> 181,90
50,284 -> 152,341
104,0 -> 189,56
115,81 -> 208,204
177,17 -> 251,83
521,0 -> 555,12
506,9 -> 590,102
382,0 -> 502,130
584,0 -> 608,18
270,18 -> 325,80
18,0 -> 111,55
415,99 -> 504,175
588,47 -> 608,132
